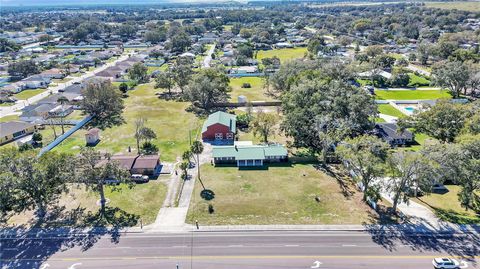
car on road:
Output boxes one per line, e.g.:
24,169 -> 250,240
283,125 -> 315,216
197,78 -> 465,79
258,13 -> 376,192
432,257 -> 460,269
131,174 -> 149,183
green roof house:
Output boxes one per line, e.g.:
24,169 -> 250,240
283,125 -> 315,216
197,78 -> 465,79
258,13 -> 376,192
202,111 -> 236,144
212,143 -> 288,167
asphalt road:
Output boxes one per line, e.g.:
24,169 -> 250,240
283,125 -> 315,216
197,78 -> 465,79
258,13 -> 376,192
1,230 -> 479,269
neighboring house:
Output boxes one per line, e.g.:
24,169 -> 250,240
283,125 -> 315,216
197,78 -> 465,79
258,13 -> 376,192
47,104 -> 74,118
0,121 -> 37,145
202,111 -> 236,144
374,123 -> 414,146
85,128 -> 100,145
229,66 -> 258,74
108,154 -> 161,176
20,103 -> 58,122
41,68 -> 65,79
212,143 -> 288,167
21,75 -> 51,89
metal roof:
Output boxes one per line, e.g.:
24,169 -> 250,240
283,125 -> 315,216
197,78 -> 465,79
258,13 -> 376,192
201,111 -> 236,133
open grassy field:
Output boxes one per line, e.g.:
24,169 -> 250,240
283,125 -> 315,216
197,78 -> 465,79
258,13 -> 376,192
256,47 -> 307,64
414,185 -> 480,224
229,77 -> 275,102
8,181 -> 167,227
52,83 -> 201,162
187,163 -> 380,225
378,104 -> 406,118
374,90 -> 451,100
425,1 -> 480,11
14,89 -> 47,100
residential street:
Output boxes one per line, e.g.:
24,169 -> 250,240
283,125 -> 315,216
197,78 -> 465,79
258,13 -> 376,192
1,230 -> 478,269
0,53 -> 132,118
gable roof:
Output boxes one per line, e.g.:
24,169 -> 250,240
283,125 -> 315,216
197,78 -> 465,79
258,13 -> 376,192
212,144 -> 288,160
375,123 -> 413,140
202,111 -> 236,133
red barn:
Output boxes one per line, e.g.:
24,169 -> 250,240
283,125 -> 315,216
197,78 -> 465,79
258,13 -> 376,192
201,111 -> 236,144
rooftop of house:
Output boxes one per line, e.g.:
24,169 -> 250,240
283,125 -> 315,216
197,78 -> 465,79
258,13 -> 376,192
213,144 -> 288,160
375,123 -> 413,140
202,111 -> 237,133
0,121 -> 35,137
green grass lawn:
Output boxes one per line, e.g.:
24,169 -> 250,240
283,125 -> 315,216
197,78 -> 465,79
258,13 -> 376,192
256,47 -> 307,65
0,114 -> 20,123
229,77 -> 274,102
409,132 -> 437,151
8,181 -> 167,227
374,90 -> 451,100
52,83 -> 201,162
414,185 -> 480,224
14,89 -> 47,100
378,104 -> 406,118
426,1 -> 480,11
187,163 -> 379,225
408,73 -> 430,88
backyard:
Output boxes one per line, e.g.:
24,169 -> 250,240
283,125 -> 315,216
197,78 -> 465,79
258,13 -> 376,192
52,83 -> 201,162
377,104 -> 406,118
187,163 -> 382,225
374,90 -> 451,100
256,47 -> 307,65
228,77 -> 275,102
414,185 -> 480,224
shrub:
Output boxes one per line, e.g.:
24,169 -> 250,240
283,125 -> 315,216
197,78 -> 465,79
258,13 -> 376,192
241,82 -> 251,88
141,141 -> 159,154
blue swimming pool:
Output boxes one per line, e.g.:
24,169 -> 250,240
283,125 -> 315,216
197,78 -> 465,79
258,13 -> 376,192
405,107 -> 415,112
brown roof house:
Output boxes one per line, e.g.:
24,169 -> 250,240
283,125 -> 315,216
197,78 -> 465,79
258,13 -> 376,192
109,154 -> 161,176
85,128 -> 100,146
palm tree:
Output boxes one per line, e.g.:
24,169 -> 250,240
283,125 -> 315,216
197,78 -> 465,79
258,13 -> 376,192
57,96 -> 69,134
190,141 -> 205,190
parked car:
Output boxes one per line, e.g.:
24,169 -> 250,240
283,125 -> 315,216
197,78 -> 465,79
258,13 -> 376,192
432,183 -> 448,193
432,258 -> 460,269
104,178 -> 120,185
131,174 -> 149,183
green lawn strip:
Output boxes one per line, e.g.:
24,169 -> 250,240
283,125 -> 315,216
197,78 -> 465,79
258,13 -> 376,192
425,1 -> 480,11
13,89 -> 47,100
413,185 -> 480,224
374,90 -> 451,100
408,132 -> 436,151
52,83 -> 200,162
228,77 -> 274,102
187,163 -> 377,225
0,114 -> 20,123
378,104 -> 406,118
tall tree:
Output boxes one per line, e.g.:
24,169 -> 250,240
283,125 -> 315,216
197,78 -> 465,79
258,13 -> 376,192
185,68 -> 230,111
252,111 -> 277,143
171,57 -> 193,94
155,70 -> 175,95
76,148 -> 132,214
190,141 -> 205,190
0,149 -> 75,219
399,100 -> 471,143
81,79 -> 125,128
387,151 -> 437,213
337,135 -> 389,201
57,96 -> 69,134
128,63 -> 149,84
431,60 -> 470,98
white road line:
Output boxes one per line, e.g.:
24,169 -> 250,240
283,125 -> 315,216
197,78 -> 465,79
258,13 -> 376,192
228,245 -> 244,247
285,244 -> 299,247
342,244 -> 357,247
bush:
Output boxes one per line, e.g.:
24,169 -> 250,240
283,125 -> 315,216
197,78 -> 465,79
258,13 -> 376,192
141,141 -> 159,154
236,113 -> 253,129
241,82 -> 251,88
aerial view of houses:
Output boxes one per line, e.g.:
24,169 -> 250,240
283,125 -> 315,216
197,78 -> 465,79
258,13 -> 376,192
0,1 -> 479,268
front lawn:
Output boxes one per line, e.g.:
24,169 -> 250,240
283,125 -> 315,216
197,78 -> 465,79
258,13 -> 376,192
378,104 -> 406,118
414,185 -> 480,224
0,114 -> 19,123
374,90 -> 451,100
229,77 -> 274,102
53,83 -> 201,162
14,89 -> 47,100
256,47 -> 307,65
187,163 -> 380,225
407,73 -> 430,87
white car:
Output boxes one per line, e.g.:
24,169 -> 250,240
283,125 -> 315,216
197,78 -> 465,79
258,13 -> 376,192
432,258 -> 460,269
